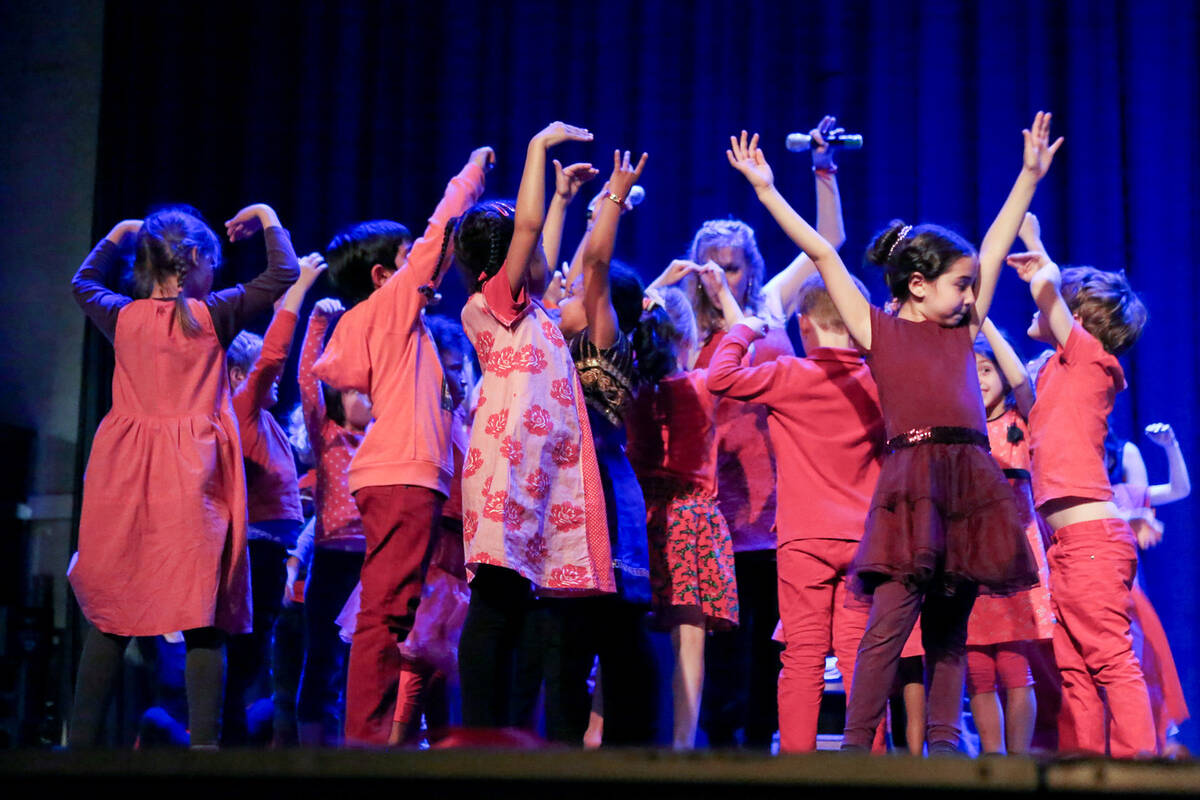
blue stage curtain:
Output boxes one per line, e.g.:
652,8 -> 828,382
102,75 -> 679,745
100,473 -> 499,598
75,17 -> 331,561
86,0 -> 1199,749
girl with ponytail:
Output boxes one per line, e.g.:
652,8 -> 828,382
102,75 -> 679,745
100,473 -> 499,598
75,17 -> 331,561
69,203 -> 299,747
725,112 -> 1062,755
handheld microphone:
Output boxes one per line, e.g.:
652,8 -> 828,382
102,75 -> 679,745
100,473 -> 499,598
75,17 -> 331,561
785,131 -> 863,152
627,185 -> 646,207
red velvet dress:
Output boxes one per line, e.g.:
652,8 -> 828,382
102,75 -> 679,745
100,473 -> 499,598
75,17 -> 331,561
852,308 -> 1038,595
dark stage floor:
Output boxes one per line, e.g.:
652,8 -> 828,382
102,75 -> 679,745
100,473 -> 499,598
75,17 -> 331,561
3,748 -> 1198,798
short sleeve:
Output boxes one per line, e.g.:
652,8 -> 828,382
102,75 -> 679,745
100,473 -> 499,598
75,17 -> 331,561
480,266 -> 531,328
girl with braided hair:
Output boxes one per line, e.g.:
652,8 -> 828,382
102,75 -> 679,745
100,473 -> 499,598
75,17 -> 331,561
447,121 -> 626,730
69,203 -> 299,747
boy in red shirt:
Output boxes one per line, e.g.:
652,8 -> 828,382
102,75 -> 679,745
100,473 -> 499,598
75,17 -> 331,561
313,146 -> 492,745
707,273 -> 885,752
1010,251 -> 1152,757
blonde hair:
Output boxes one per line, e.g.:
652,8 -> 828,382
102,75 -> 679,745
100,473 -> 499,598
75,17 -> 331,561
686,218 -> 765,338
796,272 -> 870,334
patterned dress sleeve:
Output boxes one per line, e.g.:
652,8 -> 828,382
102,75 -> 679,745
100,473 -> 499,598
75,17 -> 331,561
206,226 -> 300,347
72,239 -> 131,343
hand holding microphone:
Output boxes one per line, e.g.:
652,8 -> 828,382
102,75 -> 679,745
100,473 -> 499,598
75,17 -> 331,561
785,115 -> 862,172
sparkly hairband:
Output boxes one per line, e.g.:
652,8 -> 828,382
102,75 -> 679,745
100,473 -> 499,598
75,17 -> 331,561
887,225 -> 913,260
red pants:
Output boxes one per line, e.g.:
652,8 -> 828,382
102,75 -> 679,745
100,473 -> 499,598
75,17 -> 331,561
966,642 -> 1035,695
345,485 -> 442,746
1048,518 -> 1155,757
777,539 -> 870,752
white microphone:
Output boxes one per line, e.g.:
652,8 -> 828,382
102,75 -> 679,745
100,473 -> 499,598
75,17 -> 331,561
785,131 -> 863,152
628,185 -> 646,207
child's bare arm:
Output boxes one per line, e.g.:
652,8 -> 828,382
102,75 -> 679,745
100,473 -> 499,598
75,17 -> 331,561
583,150 -> 648,349
696,262 -> 745,329
507,122 -> 593,299
728,130 -> 870,348
980,318 -> 1034,418
972,112 -> 1063,334
1145,423 -> 1192,505
1008,252 -> 1073,348
1018,212 -> 1046,255
543,160 -> 599,277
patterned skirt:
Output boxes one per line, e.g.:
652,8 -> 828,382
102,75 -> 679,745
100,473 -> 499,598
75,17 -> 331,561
643,476 -> 739,630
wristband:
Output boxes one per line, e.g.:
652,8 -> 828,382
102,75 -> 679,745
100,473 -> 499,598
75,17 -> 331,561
606,192 -> 625,206
813,165 -> 838,176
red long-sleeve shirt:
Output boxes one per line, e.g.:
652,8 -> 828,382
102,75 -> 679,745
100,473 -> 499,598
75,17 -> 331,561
706,323 -> 885,544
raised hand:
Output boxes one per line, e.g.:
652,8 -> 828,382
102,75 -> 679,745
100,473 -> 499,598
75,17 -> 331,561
726,130 -> 774,191
296,252 -> 328,287
542,268 -> 566,308
1018,212 -> 1042,247
313,297 -> 345,319
652,259 -> 701,288
606,149 -> 649,203
553,160 -> 600,203
1145,422 -> 1178,448
105,219 -> 144,246
697,261 -> 732,305
532,121 -> 593,149
1006,251 -> 1060,286
1021,111 -> 1064,181
810,115 -> 841,172
470,146 -> 496,172
225,203 -> 280,241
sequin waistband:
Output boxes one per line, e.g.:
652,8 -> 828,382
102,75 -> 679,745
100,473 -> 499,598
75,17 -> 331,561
885,425 -> 990,454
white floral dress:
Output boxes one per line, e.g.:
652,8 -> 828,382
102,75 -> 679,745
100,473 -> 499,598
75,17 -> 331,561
460,270 -> 614,594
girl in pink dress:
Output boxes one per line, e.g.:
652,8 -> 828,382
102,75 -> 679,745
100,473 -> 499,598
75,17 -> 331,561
69,204 -> 298,747
726,113 -> 1059,754
441,122 -> 617,728
965,320 -> 1055,754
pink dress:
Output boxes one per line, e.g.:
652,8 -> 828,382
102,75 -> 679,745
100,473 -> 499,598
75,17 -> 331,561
460,270 -> 614,594
966,409 -> 1055,644
69,230 -> 297,636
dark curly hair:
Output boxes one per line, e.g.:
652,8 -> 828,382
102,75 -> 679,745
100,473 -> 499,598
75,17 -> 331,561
865,220 -> 977,303
1060,267 -> 1148,356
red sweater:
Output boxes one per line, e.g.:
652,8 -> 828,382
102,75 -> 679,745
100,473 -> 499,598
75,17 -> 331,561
232,309 -> 303,525
626,370 -> 718,494
706,323 -> 885,544
1029,322 -> 1125,510
313,162 -> 485,496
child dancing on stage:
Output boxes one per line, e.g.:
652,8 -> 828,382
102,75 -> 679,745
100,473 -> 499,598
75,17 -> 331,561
1009,246 -> 1153,757
69,204 -> 298,747
726,111 -> 1060,753
313,147 -> 492,745
964,320 -> 1055,754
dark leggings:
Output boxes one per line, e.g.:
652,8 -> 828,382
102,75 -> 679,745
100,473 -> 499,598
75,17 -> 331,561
223,539 -> 288,746
458,565 -> 533,728
71,626 -> 226,748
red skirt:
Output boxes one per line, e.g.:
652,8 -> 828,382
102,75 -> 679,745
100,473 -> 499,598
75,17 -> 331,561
852,442 -> 1039,596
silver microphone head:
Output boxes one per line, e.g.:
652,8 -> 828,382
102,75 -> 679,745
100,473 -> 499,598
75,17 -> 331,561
628,185 -> 646,207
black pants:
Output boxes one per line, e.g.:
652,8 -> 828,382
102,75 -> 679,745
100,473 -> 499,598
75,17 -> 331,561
297,547 -> 364,744
222,539 -> 288,745
458,566 -> 533,728
701,549 -> 782,749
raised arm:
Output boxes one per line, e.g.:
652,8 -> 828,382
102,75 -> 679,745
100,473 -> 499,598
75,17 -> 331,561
971,112 -> 1063,334
506,122 -> 593,299
582,150 -> 648,349
705,317 -> 784,402
418,147 -> 492,292
210,203 -> 299,347
980,318 -> 1034,418
542,159 -> 599,278
72,219 -> 141,342
1018,211 -> 1047,255
299,298 -> 344,444
727,131 -> 870,348
1008,251 -> 1073,349
1145,423 -> 1192,505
